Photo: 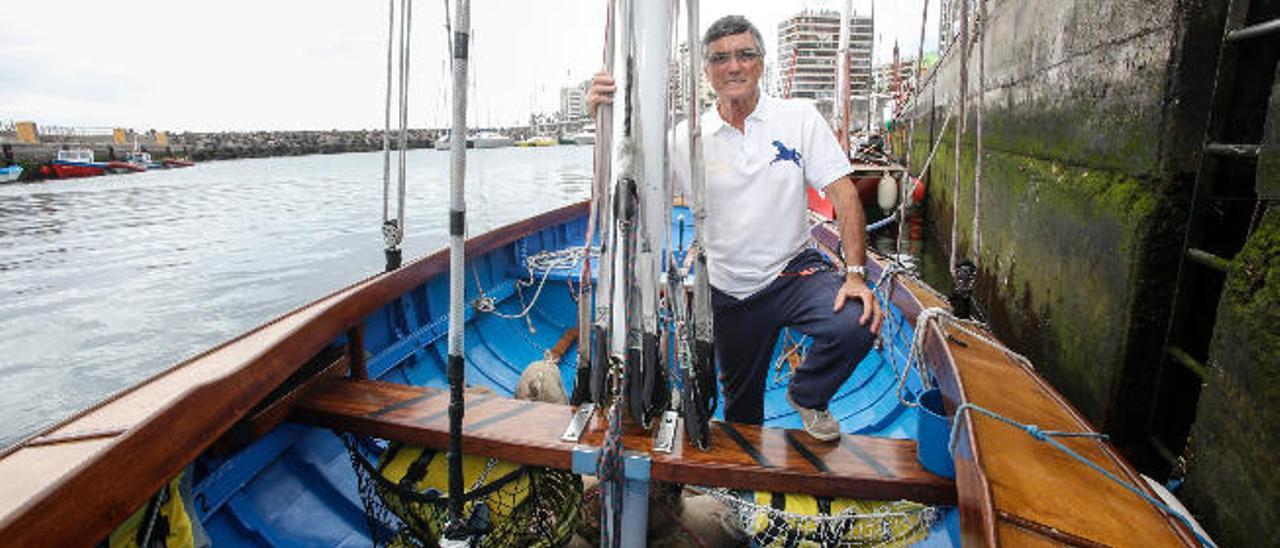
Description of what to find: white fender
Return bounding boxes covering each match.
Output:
[877,172,899,211]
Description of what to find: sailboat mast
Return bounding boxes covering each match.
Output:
[444,0,470,539]
[836,0,852,153]
[685,0,716,451]
[867,0,875,134]
[586,0,618,406]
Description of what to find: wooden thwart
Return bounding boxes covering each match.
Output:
[291,379,955,504]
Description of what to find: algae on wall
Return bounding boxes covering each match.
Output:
[1182,208,1280,547]
[907,122,1160,421]
[902,0,1225,452]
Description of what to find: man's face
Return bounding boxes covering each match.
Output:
[704,32,763,104]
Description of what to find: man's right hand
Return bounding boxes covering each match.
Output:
[585,70,615,119]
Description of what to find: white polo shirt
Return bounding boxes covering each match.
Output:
[672,94,852,299]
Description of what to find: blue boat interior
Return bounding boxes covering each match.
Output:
[189,208,961,546]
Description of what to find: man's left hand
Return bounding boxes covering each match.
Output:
[833,278,883,335]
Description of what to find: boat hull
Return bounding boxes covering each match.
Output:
[0,199,1203,547]
[0,165,21,183]
[106,160,147,173]
[48,161,107,179]
[472,137,513,148]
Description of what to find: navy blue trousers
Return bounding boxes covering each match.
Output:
[712,249,875,425]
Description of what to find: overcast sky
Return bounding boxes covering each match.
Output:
[0,0,939,132]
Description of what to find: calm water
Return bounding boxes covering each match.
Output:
[0,147,593,447]
[0,147,944,448]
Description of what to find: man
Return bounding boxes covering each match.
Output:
[587,15,882,442]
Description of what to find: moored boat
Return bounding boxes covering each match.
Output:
[434,132,475,150]
[569,126,596,145]
[106,160,147,173]
[125,149,162,170]
[0,164,22,183]
[517,135,558,147]
[472,130,514,148]
[48,148,107,179]
[0,201,1209,546]
[161,157,196,168]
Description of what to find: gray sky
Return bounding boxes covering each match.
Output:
[0,0,938,132]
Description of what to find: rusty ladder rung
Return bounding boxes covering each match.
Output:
[1225,18,1280,42]
[1204,142,1260,158]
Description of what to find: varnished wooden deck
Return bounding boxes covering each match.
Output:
[291,379,957,504]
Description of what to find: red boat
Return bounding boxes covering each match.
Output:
[48,148,107,179]
[161,157,195,168]
[106,160,147,173]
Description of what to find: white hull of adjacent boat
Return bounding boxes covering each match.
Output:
[473,135,514,148]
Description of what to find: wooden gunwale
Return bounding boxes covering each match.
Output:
[811,217,1196,545]
[891,279,1198,545]
[0,201,589,547]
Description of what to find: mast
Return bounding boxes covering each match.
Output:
[443,0,470,541]
[835,0,852,153]
[684,0,715,451]
[866,0,876,134]
[574,0,616,407]
[627,0,672,428]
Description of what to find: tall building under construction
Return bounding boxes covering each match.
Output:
[775,9,873,125]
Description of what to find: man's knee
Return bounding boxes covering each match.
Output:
[824,304,875,359]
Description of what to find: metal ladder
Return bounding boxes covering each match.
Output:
[1147,0,1280,475]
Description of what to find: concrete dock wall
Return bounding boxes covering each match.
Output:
[909,0,1222,436]
[903,0,1280,543]
[1183,208,1280,545]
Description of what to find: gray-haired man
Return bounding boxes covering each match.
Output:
[588,15,882,441]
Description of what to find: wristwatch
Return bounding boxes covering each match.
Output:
[846,265,866,278]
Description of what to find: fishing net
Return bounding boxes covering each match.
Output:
[702,487,937,548]
[340,434,582,547]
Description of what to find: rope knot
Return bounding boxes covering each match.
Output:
[1023,424,1048,441]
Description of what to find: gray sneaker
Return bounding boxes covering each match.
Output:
[787,391,841,442]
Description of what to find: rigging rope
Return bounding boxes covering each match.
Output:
[949,0,970,278]
[396,0,411,246]
[972,0,986,263]
[471,248,589,320]
[381,0,394,230]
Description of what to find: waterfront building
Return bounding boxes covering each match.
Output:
[670,42,716,121]
[776,9,873,125]
[559,80,590,127]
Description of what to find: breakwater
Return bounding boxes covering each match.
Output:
[2,129,450,172]
[903,0,1276,543]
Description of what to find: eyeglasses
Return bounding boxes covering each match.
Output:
[707,48,762,66]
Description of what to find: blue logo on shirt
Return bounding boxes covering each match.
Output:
[770,140,802,168]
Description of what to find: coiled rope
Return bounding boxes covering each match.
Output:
[472,248,589,321]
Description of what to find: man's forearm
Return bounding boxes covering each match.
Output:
[838,203,867,272]
[828,176,867,275]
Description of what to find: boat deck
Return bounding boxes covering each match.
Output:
[291,379,957,504]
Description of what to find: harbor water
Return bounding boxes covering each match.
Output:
[0,147,946,448]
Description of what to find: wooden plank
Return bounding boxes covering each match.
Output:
[291,379,957,504]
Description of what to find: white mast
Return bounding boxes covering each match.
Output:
[835,0,852,153]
